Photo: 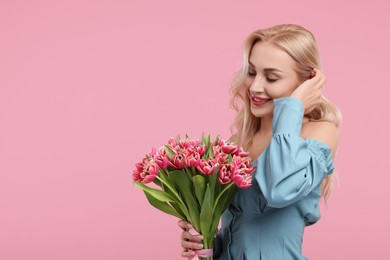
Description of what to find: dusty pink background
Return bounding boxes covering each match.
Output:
[1,0,389,259]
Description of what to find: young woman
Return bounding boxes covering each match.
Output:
[178,24,341,259]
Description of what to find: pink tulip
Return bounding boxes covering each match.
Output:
[180,139,192,149]
[171,153,186,169]
[232,156,256,175]
[191,142,206,157]
[228,156,254,188]
[218,164,237,184]
[132,157,159,184]
[155,155,173,170]
[167,136,180,150]
[232,173,252,188]
[218,140,239,155]
[236,146,250,157]
[152,146,174,170]
[212,146,228,164]
[197,158,219,175]
[184,151,201,168]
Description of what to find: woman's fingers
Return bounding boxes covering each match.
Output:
[181,230,204,243]
[181,238,204,251]
[178,220,192,231]
[180,231,204,258]
[291,68,326,113]
[181,249,196,258]
[178,220,204,258]
[181,230,203,250]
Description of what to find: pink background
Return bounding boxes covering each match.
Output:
[1,0,389,259]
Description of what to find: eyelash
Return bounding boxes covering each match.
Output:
[247,71,278,82]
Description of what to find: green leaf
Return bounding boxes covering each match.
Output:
[202,133,211,160]
[209,165,219,201]
[164,145,175,159]
[207,146,213,159]
[211,184,236,235]
[214,135,219,146]
[153,177,162,187]
[193,175,206,206]
[134,182,176,202]
[212,182,234,213]
[144,191,186,219]
[170,201,189,221]
[156,172,191,219]
[226,154,233,163]
[220,185,237,212]
[199,184,213,237]
[170,170,200,230]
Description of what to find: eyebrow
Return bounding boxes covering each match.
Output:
[248,60,283,73]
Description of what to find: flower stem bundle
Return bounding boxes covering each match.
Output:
[132,133,255,260]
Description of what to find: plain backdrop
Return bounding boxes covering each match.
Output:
[1,0,389,259]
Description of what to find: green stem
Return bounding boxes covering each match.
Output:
[184,167,193,179]
[199,234,214,260]
[212,182,234,213]
[155,175,187,210]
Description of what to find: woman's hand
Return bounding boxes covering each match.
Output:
[290,68,326,114]
[178,220,204,258]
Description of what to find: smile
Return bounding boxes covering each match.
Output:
[251,96,272,106]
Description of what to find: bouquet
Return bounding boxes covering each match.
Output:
[132,134,255,260]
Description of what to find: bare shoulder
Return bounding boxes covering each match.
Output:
[302,120,339,158]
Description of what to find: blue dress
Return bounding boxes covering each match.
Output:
[213,97,335,260]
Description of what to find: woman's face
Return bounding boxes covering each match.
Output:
[245,41,302,118]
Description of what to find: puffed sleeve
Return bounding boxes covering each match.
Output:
[255,97,335,208]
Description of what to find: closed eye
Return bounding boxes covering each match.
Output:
[267,78,277,82]
[247,70,278,82]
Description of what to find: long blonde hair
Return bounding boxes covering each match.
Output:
[229,24,342,201]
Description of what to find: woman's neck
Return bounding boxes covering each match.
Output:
[258,114,273,137]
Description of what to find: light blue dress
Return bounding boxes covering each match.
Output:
[213,97,335,260]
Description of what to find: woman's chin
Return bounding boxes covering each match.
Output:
[250,105,273,118]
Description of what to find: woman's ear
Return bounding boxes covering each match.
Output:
[309,70,315,79]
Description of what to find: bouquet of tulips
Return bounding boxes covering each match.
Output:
[132,134,255,260]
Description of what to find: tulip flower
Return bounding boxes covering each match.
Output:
[232,172,252,188]
[218,164,237,184]
[151,147,173,170]
[218,139,239,155]
[184,151,201,168]
[197,158,219,175]
[132,157,159,184]
[132,133,255,260]
[212,146,228,164]
[171,153,186,169]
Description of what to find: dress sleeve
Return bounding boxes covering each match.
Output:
[255,97,335,208]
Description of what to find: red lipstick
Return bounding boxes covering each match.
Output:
[251,96,272,106]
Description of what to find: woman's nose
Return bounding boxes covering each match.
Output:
[249,76,266,92]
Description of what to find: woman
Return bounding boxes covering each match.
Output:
[178,24,341,259]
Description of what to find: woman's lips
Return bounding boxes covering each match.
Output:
[251,96,272,106]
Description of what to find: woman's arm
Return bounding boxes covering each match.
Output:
[255,96,339,208]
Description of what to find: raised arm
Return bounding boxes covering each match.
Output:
[255,96,338,208]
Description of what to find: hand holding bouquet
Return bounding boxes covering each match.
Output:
[132,134,255,260]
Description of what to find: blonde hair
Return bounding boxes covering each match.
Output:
[229,24,342,202]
